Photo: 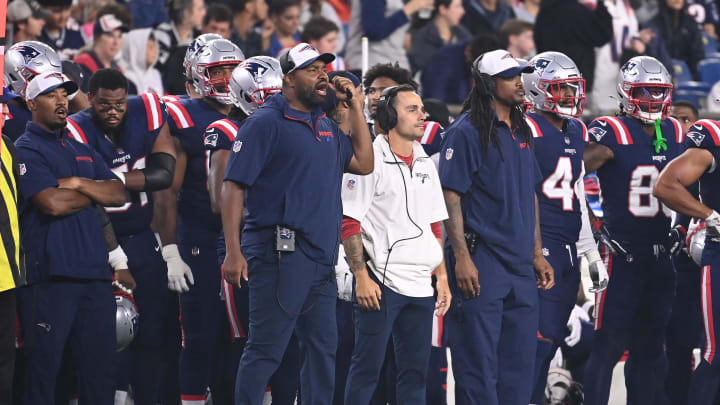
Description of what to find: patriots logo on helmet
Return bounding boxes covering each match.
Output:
[532,58,551,72]
[243,62,268,81]
[204,132,218,147]
[15,45,40,60]
[622,62,637,75]
[687,131,706,147]
[589,127,607,142]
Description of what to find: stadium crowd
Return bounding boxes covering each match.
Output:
[1,0,720,404]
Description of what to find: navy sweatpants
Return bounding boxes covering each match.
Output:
[17,279,116,405]
[689,239,720,404]
[445,244,538,405]
[584,242,675,405]
[531,241,580,403]
[344,270,434,405]
[234,245,337,405]
[114,229,173,405]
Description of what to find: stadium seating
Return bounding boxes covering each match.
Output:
[672,59,693,83]
[698,58,720,85]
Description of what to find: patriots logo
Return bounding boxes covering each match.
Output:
[687,131,706,147]
[204,132,218,147]
[622,61,637,75]
[243,62,268,81]
[531,58,551,72]
[589,127,607,142]
[15,45,40,60]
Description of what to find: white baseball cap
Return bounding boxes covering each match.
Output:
[25,71,79,101]
[279,43,335,74]
[474,49,534,78]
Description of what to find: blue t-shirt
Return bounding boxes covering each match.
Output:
[15,122,117,283]
[587,115,685,242]
[526,113,588,245]
[438,111,542,274]
[224,94,354,265]
[167,97,227,247]
[67,93,168,236]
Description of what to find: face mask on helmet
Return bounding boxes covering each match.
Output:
[197,62,241,104]
[626,83,672,123]
[538,78,586,118]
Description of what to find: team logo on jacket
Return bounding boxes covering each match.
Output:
[232,140,243,152]
[204,133,218,148]
[18,163,26,176]
[589,127,606,142]
[687,131,706,147]
[445,148,454,160]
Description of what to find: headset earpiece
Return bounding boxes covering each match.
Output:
[376,86,400,131]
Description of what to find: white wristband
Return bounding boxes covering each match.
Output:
[109,246,128,270]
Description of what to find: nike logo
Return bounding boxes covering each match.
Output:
[154,245,160,252]
[598,121,607,126]
[36,323,51,332]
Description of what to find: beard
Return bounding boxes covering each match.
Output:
[46,118,67,131]
[296,82,327,108]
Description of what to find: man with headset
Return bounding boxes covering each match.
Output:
[341,84,452,404]
[439,49,554,405]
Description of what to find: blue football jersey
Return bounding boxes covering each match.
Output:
[3,99,32,142]
[204,118,241,153]
[166,97,226,246]
[587,115,684,242]
[66,93,167,236]
[685,119,720,211]
[526,113,588,245]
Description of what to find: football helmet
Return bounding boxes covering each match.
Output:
[688,219,706,267]
[190,39,245,104]
[115,292,139,352]
[617,56,672,124]
[229,56,283,115]
[522,51,585,118]
[183,33,223,80]
[5,41,62,100]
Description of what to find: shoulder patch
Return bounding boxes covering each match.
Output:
[207,119,239,142]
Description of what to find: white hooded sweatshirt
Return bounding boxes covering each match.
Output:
[119,28,164,95]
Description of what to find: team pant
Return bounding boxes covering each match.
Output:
[531,241,580,404]
[334,299,354,405]
[445,244,538,405]
[664,255,703,405]
[234,245,337,405]
[0,289,14,405]
[17,279,116,405]
[689,239,720,404]
[344,269,434,405]
[114,229,172,405]
[178,242,225,403]
[584,242,675,405]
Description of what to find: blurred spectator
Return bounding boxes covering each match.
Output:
[327,0,351,24]
[78,0,115,42]
[301,16,345,70]
[230,0,269,57]
[499,19,534,59]
[423,97,452,127]
[119,28,163,94]
[514,0,539,22]
[408,0,470,73]
[421,33,500,103]
[38,0,85,60]
[706,80,720,111]
[645,0,705,80]
[461,0,515,36]
[300,0,346,52]
[345,0,433,70]
[535,0,613,89]
[126,0,169,29]
[154,0,205,73]
[590,0,671,110]
[670,99,699,130]
[75,13,129,91]
[7,0,48,44]
[268,0,302,57]
[687,0,718,39]
[203,3,233,39]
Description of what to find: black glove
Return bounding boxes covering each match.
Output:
[668,225,687,257]
[593,222,630,258]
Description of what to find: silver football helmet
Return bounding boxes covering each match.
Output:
[617,56,672,124]
[522,51,585,119]
[183,33,223,80]
[190,39,245,104]
[5,41,62,100]
[115,292,139,352]
[688,219,706,267]
[229,56,283,115]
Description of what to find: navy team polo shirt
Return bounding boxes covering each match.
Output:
[224,93,354,265]
[15,122,117,284]
[439,111,542,275]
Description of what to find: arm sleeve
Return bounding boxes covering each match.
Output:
[361,0,410,41]
[575,163,597,256]
[15,147,59,199]
[341,166,378,221]
[341,216,362,241]
[438,125,479,194]
[223,117,276,187]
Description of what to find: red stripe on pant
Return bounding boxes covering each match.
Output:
[703,265,716,364]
